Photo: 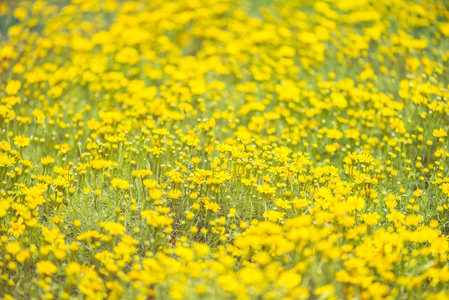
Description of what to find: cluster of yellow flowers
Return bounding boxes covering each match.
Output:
[1,0,449,299]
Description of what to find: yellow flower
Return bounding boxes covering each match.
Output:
[315,284,335,296]
[16,249,31,263]
[413,189,423,197]
[77,230,101,241]
[53,176,69,188]
[74,220,81,228]
[167,189,182,200]
[143,179,159,189]
[66,262,82,276]
[141,210,173,227]
[115,47,139,64]
[149,188,163,200]
[13,7,27,21]
[6,242,21,256]
[52,216,63,224]
[277,271,302,289]
[104,222,125,236]
[111,178,130,190]
[204,201,221,213]
[252,251,271,265]
[257,183,276,197]
[36,260,57,276]
[0,153,15,168]
[132,169,153,178]
[90,159,113,170]
[263,210,285,222]
[439,183,449,196]
[13,136,30,148]
[5,79,22,95]
[360,212,380,226]
[8,217,25,237]
[432,128,447,138]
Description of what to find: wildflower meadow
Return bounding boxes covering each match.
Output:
[1,0,449,299]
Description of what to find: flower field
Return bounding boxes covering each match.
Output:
[1,0,449,299]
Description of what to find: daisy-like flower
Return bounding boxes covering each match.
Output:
[13,135,30,148]
[204,201,221,212]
